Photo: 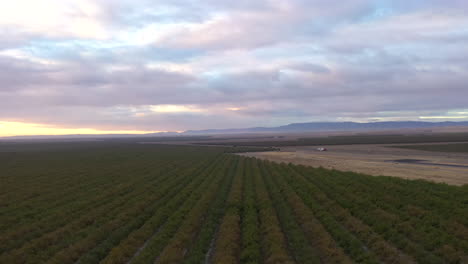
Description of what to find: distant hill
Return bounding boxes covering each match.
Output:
[0,131,181,140]
[2,121,468,140]
[184,121,468,135]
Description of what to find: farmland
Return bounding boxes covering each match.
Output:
[242,143,468,186]
[394,143,468,153]
[1,141,467,263]
[193,132,468,147]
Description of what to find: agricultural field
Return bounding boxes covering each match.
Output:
[1,141,467,263]
[242,143,468,186]
[394,143,468,153]
[195,132,468,147]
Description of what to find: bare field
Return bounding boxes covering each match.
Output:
[240,143,468,185]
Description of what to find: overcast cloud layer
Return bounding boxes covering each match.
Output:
[1,0,468,132]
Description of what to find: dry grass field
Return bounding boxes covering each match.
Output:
[240,143,468,185]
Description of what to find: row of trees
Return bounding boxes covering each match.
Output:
[2,144,467,263]
[292,165,467,263]
[101,156,225,264]
[128,156,231,264]
[210,156,244,263]
[0,145,221,264]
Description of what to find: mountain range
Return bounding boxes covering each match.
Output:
[184,121,468,134]
[2,121,468,139]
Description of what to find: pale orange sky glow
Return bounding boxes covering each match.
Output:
[0,121,156,137]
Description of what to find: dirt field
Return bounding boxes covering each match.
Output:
[240,143,468,185]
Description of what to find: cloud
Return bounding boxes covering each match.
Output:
[0,0,467,134]
[0,0,111,40]
[287,63,331,74]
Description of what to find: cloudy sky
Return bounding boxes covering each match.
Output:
[1,0,467,136]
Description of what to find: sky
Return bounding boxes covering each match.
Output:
[1,0,468,136]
